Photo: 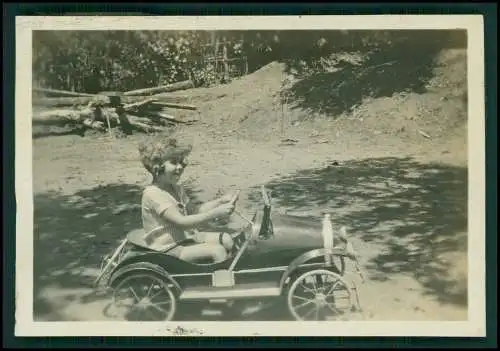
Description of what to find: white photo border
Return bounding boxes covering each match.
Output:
[15,15,486,337]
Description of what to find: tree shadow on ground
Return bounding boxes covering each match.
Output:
[283,30,467,118]
[33,182,204,318]
[247,156,468,307]
[33,156,467,320]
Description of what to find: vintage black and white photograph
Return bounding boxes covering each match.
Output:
[15,15,485,337]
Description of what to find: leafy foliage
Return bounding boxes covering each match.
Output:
[33,30,465,95]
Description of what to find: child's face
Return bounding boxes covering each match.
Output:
[157,157,188,186]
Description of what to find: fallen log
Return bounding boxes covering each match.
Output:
[32,106,166,126]
[33,87,100,98]
[151,101,197,111]
[152,112,195,124]
[122,80,194,96]
[32,109,107,134]
[33,96,103,107]
[32,94,192,108]
[32,107,123,127]
[127,114,166,125]
[32,108,94,125]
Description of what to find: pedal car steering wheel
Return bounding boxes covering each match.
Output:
[231,186,272,252]
[228,190,247,251]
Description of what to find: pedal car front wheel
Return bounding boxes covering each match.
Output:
[112,273,177,321]
[287,269,354,321]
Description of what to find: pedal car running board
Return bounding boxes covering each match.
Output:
[180,285,281,301]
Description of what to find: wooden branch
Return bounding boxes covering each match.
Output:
[128,114,165,125]
[150,101,197,111]
[128,119,165,132]
[153,112,195,124]
[418,130,432,139]
[154,112,186,123]
[122,98,157,112]
[122,80,194,97]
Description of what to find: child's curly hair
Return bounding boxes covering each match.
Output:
[138,134,193,177]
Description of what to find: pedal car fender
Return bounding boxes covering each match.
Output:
[279,248,347,291]
[108,261,181,292]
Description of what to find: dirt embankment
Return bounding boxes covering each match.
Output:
[166,48,467,163]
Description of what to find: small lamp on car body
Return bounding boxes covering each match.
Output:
[322,213,334,267]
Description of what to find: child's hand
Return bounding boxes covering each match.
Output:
[211,203,236,218]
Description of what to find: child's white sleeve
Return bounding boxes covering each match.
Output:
[144,187,178,216]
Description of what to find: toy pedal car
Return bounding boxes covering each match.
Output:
[94,186,364,321]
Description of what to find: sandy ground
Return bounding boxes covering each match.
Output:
[31,49,468,323]
[32,123,468,322]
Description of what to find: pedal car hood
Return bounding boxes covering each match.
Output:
[238,212,338,269]
[255,213,325,251]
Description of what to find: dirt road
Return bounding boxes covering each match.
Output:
[32,120,468,322]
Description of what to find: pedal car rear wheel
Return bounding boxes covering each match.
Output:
[112,273,177,321]
[287,269,354,321]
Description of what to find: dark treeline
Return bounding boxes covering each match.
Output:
[33,30,466,94]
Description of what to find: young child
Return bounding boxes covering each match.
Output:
[138,135,238,264]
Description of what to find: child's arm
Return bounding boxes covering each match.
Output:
[162,202,234,229]
[197,190,240,213]
[144,186,235,230]
[197,198,224,213]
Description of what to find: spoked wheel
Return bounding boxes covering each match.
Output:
[287,269,353,321]
[112,273,177,321]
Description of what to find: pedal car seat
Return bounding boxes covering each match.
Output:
[126,228,193,252]
[125,228,233,266]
